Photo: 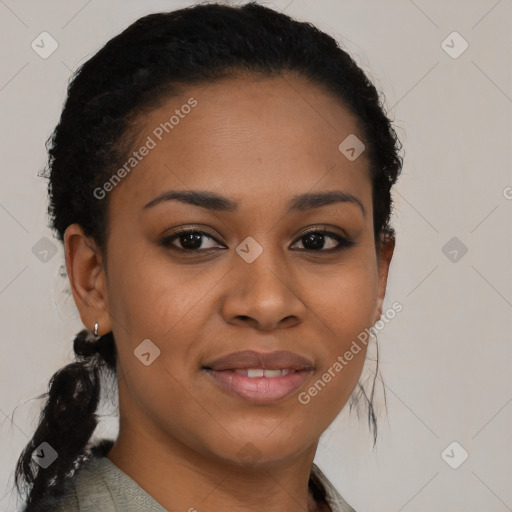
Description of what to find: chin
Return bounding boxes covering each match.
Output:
[206,430,317,469]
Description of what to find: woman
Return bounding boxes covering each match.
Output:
[15,2,402,511]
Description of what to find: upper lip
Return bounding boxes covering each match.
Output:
[202,350,314,371]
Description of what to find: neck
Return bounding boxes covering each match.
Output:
[107,425,327,512]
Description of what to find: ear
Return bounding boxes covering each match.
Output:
[64,224,111,336]
[372,234,395,325]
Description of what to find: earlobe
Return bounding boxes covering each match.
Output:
[64,224,111,333]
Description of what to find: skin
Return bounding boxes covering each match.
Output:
[65,72,394,512]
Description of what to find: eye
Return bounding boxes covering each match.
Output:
[290,228,354,252]
[160,227,354,254]
[160,229,225,252]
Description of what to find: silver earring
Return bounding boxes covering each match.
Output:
[94,322,99,337]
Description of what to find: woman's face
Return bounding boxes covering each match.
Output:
[71,73,393,467]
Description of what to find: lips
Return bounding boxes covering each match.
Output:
[202,350,314,371]
[202,350,314,404]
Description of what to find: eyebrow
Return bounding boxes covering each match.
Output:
[142,189,365,216]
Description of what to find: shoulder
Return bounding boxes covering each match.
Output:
[20,474,79,512]
[21,456,112,512]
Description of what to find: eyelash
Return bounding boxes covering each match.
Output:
[160,227,355,254]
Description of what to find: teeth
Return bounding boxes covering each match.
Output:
[264,369,284,378]
[235,368,293,378]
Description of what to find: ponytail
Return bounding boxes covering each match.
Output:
[14,330,116,508]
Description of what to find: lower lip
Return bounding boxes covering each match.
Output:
[203,369,312,404]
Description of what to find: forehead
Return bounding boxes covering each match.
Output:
[107,73,371,215]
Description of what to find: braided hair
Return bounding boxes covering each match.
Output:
[15,1,402,508]
[15,330,116,508]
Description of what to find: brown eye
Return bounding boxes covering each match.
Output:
[291,229,354,252]
[161,230,224,252]
[161,227,354,254]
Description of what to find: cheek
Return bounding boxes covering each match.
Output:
[293,319,372,437]
[106,243,217,343]
[300,256,377,411]
[312,253,378,342]
[105,254,220,447]
[105,249,221,407]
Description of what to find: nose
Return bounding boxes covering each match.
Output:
[220,251,307,331]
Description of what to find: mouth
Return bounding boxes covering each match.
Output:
[202,350,314,404]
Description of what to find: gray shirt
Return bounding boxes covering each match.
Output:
[25,456,356,512]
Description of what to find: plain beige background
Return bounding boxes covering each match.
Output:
[1,1,511,511]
